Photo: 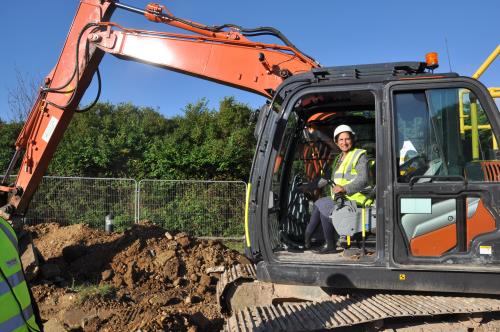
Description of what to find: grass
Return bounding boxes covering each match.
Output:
[69,281,116,304]
[221,239,246,253]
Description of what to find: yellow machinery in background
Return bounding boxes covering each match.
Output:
[460,45,499,160]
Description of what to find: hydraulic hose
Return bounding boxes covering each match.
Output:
[114,1,318,65]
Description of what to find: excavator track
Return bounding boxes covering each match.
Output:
[224,293,500,331]
[217,265,500,331]
[217,264,257,312]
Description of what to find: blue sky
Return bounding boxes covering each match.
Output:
[1,0,498,121]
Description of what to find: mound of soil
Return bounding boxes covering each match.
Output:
[28,222,247,331]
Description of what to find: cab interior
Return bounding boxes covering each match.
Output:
[268,89,378,263]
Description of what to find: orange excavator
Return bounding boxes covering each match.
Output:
[2,1,500,330]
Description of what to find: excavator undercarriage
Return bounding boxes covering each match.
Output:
[217,265,500,331]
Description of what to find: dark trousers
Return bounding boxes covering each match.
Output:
[305,197,337,244]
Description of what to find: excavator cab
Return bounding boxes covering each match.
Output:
[246,62,500,294]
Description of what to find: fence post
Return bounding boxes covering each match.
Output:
[136,180,141,224]
[134,179,139,224]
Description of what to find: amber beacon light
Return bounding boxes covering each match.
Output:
[425,52,439,70]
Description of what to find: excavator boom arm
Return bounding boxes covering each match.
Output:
[0,0,318,219]
[92,22,316,97]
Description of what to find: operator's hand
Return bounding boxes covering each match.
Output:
[295,184,306,193]
[332,185,346,194]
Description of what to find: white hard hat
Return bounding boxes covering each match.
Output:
[333,124,355,139]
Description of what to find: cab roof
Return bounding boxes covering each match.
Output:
[273,61,459,101]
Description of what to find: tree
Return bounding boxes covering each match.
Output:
[48,102,173,178]
[0,120,23,176]
[144,97,256,181]
[7,68,41,122]
[2,97,256,181]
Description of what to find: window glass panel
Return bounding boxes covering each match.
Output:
[461,91,500,181]
[394,88,499,183]
[426,89,463,177]
[395,91,432,182]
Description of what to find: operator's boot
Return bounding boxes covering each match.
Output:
[304,231,312,250]
[315,239,337,254]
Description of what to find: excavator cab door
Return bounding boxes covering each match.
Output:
[386,77,500,268]
[245,102,277,259]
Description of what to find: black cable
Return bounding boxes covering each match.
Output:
[0,265,41,332]
[156,11,318,65]
[215,24,296,46]
[75,25,102,113]
[117,1,319,65]
[44,23,100,110]
[43,22,99,94]
[227,26,317,65]
[126,2,300,50]
[74,25,103,113]
[75,67,101,113]
[40,64,78,94]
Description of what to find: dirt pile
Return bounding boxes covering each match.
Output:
[28,222,247,331]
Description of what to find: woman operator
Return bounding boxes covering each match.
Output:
[303,124,369,254]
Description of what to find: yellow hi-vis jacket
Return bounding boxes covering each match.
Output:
[0,218,40,332]
[331,148,367,205]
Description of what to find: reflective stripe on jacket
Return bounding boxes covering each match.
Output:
[0,218,40,332]
[331,148,367,205]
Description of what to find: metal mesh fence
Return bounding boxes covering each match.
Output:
[2,176,246,238]
[24,177,137,230]
[138,180,246,239]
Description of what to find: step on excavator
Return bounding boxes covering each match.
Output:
[1,1,500,330]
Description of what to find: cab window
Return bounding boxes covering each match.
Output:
[395,88,500,183]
